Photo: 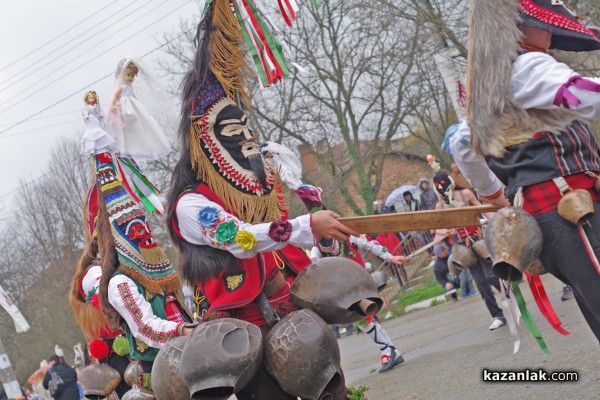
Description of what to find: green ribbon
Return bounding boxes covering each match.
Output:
[307,0,320,8]
[511,282,551,355]
[233,1,270,86]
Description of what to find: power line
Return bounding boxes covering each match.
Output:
[0,119,81,140]
[0,109,80,127]
[0,0,122,73]
[0,0,150,91]
[0,26,192,137]
[0,154,87,202]
[0,0,168,110]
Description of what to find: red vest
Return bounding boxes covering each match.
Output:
[172,183,312,313]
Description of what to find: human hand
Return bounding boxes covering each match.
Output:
[389,255,407,265]
[310,210,359,241]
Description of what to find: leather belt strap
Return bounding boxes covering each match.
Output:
[263,270,287,298]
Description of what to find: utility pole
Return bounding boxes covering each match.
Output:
[0,336,21,398]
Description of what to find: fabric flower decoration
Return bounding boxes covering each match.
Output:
[268,219,293,242]
[235,230,257,251]
[215,219,239,244]
[198,207,220,227]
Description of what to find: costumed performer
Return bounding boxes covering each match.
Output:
[452,0,600,341]
[167,1,360,398]
[261,141,407,373]
[94,151,194,390]
[432,171,505,330]
[311,233,407,372]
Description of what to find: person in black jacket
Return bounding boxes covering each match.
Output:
[42,355,80,400]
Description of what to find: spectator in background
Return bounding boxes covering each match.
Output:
[433,244,477,300]
[394,191,421,213]
[42,355,80,400]
[416,178,437,210]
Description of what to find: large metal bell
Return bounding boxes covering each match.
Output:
[557,189,594,225]
[451,244,477,268]
[78,364,121,397]
[290,257,383,324]
[525,259,547,276]
[447,254,462,276]
[265,309,342,400]
[370,269,387,291]
[179,318,263,399]
[151,336,191,400]
[472,239,491,261]
[124,361,144,387]
[121,387,155,400]
[485,207,543,282]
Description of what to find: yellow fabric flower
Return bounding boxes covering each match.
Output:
[235,230,257,251]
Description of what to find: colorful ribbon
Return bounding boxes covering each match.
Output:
[524,272,570,336]
[553,75,600,109]
[511,281,551,355]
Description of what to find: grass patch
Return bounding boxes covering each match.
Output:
[430,298,445,307]
[393,277,445,309]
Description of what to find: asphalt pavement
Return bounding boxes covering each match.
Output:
[339,274,600,400]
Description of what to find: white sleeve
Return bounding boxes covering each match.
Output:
[108,275,182,349]
[81,265,102,299]
[450,121,503,197]
[511,52,600,119]
[176,193,314,258]
[349,235,393,262]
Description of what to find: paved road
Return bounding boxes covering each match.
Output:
[338,275,600,399]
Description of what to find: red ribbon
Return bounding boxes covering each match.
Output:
[277,0,296,27]
[241,0,284,84]
[525,272,570,336]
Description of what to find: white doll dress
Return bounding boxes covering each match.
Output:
[109,82,172,161]
[81,104,115,156]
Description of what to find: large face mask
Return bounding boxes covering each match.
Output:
[195,97,273,196]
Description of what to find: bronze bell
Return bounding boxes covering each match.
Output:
[370,269,387,291]
[525,259,547,276]
[485,207,543,282]
[121,387,155,400]
[557,189,594,225]
[78,364,121,397]
[451,244,477,269]
[178,318,263,399]
[265,309,342,400]
[124,361,144,387]
[151,336,191,400]
[447,254,462,276]
[290,257,383,324]
[472,239,491,261]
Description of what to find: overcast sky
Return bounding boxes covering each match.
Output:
[0,0,200,216]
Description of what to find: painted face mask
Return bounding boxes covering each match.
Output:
[95,153,179,294]
[191,97,273,196]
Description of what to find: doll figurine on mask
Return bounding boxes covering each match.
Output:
[108,57,173,161]
[81,90,115,156]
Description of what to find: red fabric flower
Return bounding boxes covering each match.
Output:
[90,293,101,310]
[268,219,293,242]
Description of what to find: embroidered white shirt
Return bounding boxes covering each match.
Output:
[176,193,314,258]
[108,274,181,349]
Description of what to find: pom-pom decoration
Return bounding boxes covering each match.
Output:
[89,339,109,360]
[112,335,130,356]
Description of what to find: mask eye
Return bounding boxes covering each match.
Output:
[219,123,245,137]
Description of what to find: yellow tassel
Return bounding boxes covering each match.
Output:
[209,0,253,108]
[119,264,182,296]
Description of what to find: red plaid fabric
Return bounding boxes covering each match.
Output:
[522,173,599,215]
[165,295,187,324]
